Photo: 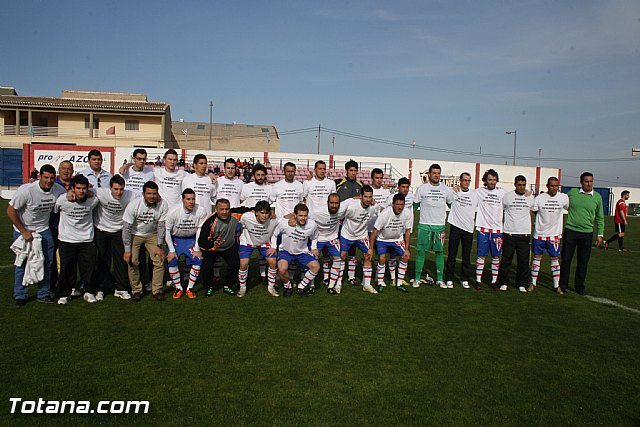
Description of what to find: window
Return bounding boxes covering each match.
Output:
[261,127,270,132]
[125,120,139,131]
[84,117,99,129]
[197,124,205,130]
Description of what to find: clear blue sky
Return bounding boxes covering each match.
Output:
[2,0,639,187]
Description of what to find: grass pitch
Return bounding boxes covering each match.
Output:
[0,199,639,426]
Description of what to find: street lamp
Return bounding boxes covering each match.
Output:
[506,130,517,166]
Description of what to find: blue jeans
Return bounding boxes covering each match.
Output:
[13,228,54,300]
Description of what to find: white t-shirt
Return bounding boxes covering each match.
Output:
[447,189,478,233]
[154,168,185,206]
[56,194,99,243]
[502,191,534,235]
[215,176,244,208]
[340,200,374,241]
[182,173,216,213]
[9,182,66,232]
[122,198,168,237]
[94,188,134,233]
[303,177,336,217]
[386,191,415,232]
[239,211,277,247]
[312,204,349,242]
[414,182,455,226]
[123,166,155,196]
[241,182,273,207]
[368,186,392,232]
[271,218,318,254]
[164,204,208,252]
[270,179,304,218]
[374,206,413,242]
[475,187,507,232]
[533,192,570,238]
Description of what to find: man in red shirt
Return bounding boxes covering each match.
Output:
[605,190,630,252]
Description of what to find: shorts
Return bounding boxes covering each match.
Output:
[167,236,202,267]
[317,239,341,258]
[415,224,445,252]
[339,236,370,254]
[532,238,561,257]
[375,240,406,257]
[615,223,626,233]
[277,250,317,267]
[239,244,277,260]
[477,230,503,257]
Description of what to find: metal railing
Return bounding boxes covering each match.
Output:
[1,125,161,141]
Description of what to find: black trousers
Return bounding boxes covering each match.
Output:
[498,234,530,287]
[559,228,592,294]
[93,228,130,293]
[445,224,473,282]
[50,226,59,293]
[201,245,240,290]
[58,241,98,297]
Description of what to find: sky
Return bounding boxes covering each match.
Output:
[1,0,639,187]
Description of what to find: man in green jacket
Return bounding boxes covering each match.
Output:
[559,172,604,295]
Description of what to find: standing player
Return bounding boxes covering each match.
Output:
[122,181,168,302]
[165,188,208,299]
[120,149,155,196]
[497,175,534,292]
[412,164,455,288]
[336,160,364,284]
[530,177,570,294]
[78,149,112,189]
[474,169,506,290]
[241,164,272,207]
[340,185,377,294]
[386,177,415,284]
[55,175,99,304]
[270,162,304,218]
[154,149,186,206]
[605,190,630,252]
[313,194,346,294]
[8,165,65,305]
[216,158,244,208]
[271,204,320,297]
[93,175,134,300]
[303,160,336,217]
[237,201,278,297]
[445,172,477,289]
[182,154,217,213]
[370,193,412,293]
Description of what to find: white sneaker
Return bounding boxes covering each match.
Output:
[437,281,447,288]
[95,291,104,301]
[445,281,453,289]
[83,293,97,303]
[518,286,527,293]
[335,283,342,294]
[238,286,247,298]
[461,281,470,289]
[267,284,279,297]
[57,296,69,305]
[411,279,420,288]
[144,282,152,292]
[363,284,378,294]
[499,285,508,291]
[114,290,131,300]
[70,288,81,297]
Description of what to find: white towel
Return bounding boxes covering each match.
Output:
[10,233,44,286]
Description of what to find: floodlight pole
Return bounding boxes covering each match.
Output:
[209,101,214,151]
[506,130,517,165]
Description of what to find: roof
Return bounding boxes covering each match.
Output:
[171,121,277,139]
[0,94,168,113]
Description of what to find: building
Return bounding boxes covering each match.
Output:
[170,121,279,152]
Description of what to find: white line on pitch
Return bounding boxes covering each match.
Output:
[585,296,640,315]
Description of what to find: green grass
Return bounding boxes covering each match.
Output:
[1,198,639,426]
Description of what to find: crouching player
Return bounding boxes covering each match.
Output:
[165,188,208,299]
[271,204,320,297]
[238,200,278,298]
[370,193,412,293]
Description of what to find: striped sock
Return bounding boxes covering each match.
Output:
[363,266,373,286]
[398,261,408,282]
[259,258,267,277]
[491,258,500,284]
[329,259,342,288]
[187,265,200,290]
[377,263,386,284]
[347,256,356,280]
[168,266,182,290]
[284,281,292,289]
[476,257,485,283]
[300,269,318,289]
[267,268,277,288]
[550,259,561,288]
[323,260,331,282]
[531,258,541,285]
[239,268,248,287]
[388,259,397,281]
[288,263,296,282]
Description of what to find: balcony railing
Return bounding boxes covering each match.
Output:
[1,125,161,141]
